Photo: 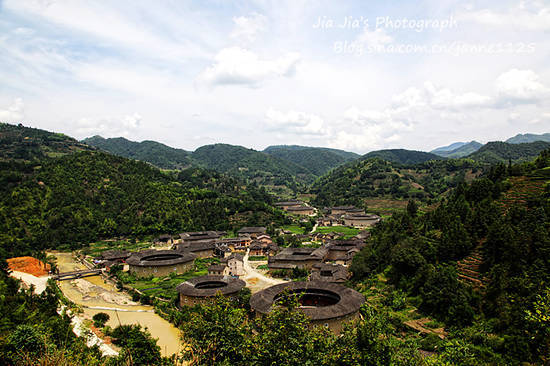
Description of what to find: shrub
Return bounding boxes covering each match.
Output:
[92,312,110,328]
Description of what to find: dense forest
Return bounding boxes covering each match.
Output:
[263,145,359,175]
[350,149,550,364]
[467,141,550,164]
[361,149,444,165]
[83,136,194,170]
[311,158,482,207]
[0,151,284,258]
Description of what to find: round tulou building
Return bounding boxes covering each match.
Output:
[176,275,246,306]
[126,249,196,277]
[250,280,365,333]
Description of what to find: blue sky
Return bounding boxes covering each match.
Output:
[0,0,549,153]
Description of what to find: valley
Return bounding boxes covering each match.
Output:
[1,122,550,365]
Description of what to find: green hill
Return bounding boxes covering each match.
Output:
[467,141,550,164]
[263,145,359,175]
[432,141,482,158]
[0,151,283,256]
[0,122,93,161]
[361,149,444,164]
[192,143,315,187]
[311,158,480,207]
[506,132,550,144]
[83,136,319,190]
[82,135,193,170]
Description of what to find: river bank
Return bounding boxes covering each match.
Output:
[49,252,183,357]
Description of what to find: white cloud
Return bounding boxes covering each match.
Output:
[265,108,327,136]
[495,69,550,104]
[0,98,25,122]
[461,1,550,31]
[230,13,267,43]
[75,113,142,138]
[3,0,210,61]
[196,47,300,88]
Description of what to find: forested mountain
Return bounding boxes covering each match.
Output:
[263,145,359,175]
[361,149,444,165]
[506,132,550,144]
[311,158,481,207]
[432,141,482,158]
[0,122,93,161]
[467,141,550,164]
[430,141,468,153]
[350,149,550,364]
[83,135,317,189]
[83,135,193,170]
[0,151,285,257]
[192,144,315,187]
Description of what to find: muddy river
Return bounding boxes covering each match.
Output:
[51,252,183,357]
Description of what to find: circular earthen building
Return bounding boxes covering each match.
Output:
[126,249,196,277]
[176,275,246,306]
[250,280,365,332]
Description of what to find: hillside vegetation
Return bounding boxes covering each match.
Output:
[83,135,320,190]
[506,132,550,144]
[467,141,550,164]
[0,151,284,257]
[361,149,444,164]
[0,122,93,161]
[263,145,359,175]
[83,135,193,170]
[311,158,481,207]
[350,149,550,364]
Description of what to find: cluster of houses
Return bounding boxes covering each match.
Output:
[274,199,316,216]
[317,206,381,228]
[95,227,273,277]
[96,225,371,285]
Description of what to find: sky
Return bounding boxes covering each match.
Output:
[0,0,549,154]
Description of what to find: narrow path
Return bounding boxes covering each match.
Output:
[242,249,286,292]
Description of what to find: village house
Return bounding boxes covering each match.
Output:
[216,236,251,251]
[178,231,224,244]
[176,241,216,258]
[317,216,335,226]
[237,227,267,239]
[342,213,381,228]
[214,243,233,258]
[273,200,303,210]
[324,239,366,263]
[310,263,349,283]
[221,253,244,277]
[154,234,174,246]
[256,235,273,244]
[207,264,226,275]
[329,206,361,216]
[267,238,366,270]
[268,247,325,270]
[286,206,315,216]
[249,241,279,256]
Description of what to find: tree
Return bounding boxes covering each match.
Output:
[181,296,250,365]
[92,312,110,328]
[108,324,164,366]
[407,199,418,217]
